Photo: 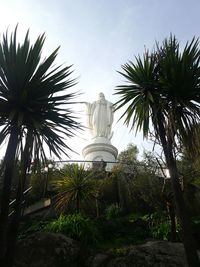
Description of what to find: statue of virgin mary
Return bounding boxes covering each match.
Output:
[84,92,114,140]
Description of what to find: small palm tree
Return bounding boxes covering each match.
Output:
[53,164,95,213]
[0,27,81,267]
[114,36,200,266]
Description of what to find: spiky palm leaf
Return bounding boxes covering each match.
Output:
[115,52,161,138]
[156,36,200,140]
[53,164,95,212]
[114,35,200,266]
[0,27,82,266]
[0,27,81,163]
[114,35,200,145]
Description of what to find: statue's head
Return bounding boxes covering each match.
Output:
[99,92,105,100]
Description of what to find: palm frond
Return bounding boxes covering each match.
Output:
[0,27,82,163]
[115,35,200,146]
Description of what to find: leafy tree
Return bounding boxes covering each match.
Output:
[112,144,139,212]
[0,27,81,267]
[114,35,200,266]
[130,170,164,214]
[177,148,200,217]
[113,144,164,214]
[116,143,139,183]
[118,143,139,163]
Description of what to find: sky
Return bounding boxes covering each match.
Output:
[0,0,200,161]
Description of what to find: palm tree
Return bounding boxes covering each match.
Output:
[114,36,200,266]
[0,27,81,267]
[53,164,95,213]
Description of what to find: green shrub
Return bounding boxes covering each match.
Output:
[96,216,149,248]
[44,213,99,245]
[26,173,46,204]
[150,217,181,241]
[105,203,122,219]
[19,220,49,239]
[151,221,171,240]
[191,217,200,246]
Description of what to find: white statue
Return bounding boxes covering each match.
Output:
[83,92,114,140]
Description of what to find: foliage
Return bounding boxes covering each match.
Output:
[97,173,119,204]
[115,143,139,180]
[118,143,139,163]
[52,164,96,213]
[176,152,200,216]
[96,216,149,249]
[131,174,165,213]
[27,173,46,203]
[18,219,49,239]
[192,216,200,225]
[114,35,200,265]
[105,203,122,219]
[142,151,161,176]
[0,26,81,266]
[109,247,128,257]
[26,163,59,204]
[44,213,99,245]
[115,148,166,215]
[112,144,167,215]
[143,211,181,241]
[151,222,172,240]
[151,220,181,241]
[115,36,200,142]
[0,26,81,164]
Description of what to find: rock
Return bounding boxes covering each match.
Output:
[14,234,200,267]
[89,253,110,267]
[106,240,199,267]
[14,232,80,267]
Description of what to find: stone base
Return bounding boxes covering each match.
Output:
[82,143,118,171]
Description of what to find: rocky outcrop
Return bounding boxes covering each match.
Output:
[14,233,200,267]
[106,241,190,267]
[14,232,80,267]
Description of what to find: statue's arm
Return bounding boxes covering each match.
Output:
[78,102,91,112]
[108,102,114,125]
[80,102,94,129]
[78,101,88,104]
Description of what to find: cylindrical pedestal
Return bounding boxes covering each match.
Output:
[82,143,118,171]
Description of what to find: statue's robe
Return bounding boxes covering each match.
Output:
[86,99,113,139]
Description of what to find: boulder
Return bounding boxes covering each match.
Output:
[87,253,111,267]
[14,232,80,267]
[14,234,200,267]
[106,240,199,267]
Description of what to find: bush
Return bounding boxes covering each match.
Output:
[19,219,49,239]
[149,212,181,241]
[44,213,99,245]
[26,173,46,204]
[151,221,171,240]
[96,216,149,248]
[191,216,200,247]
[105,203,122,219]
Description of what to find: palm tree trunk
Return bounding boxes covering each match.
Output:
[0,127,19,266]
[116,175,121,207]
[167,148,199,266]
[5,180,23,267]
[166,200,176,242]
[76,194,80,213]
[157,117,200,266]
[5,131,33,267]
[95,194,100,218]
